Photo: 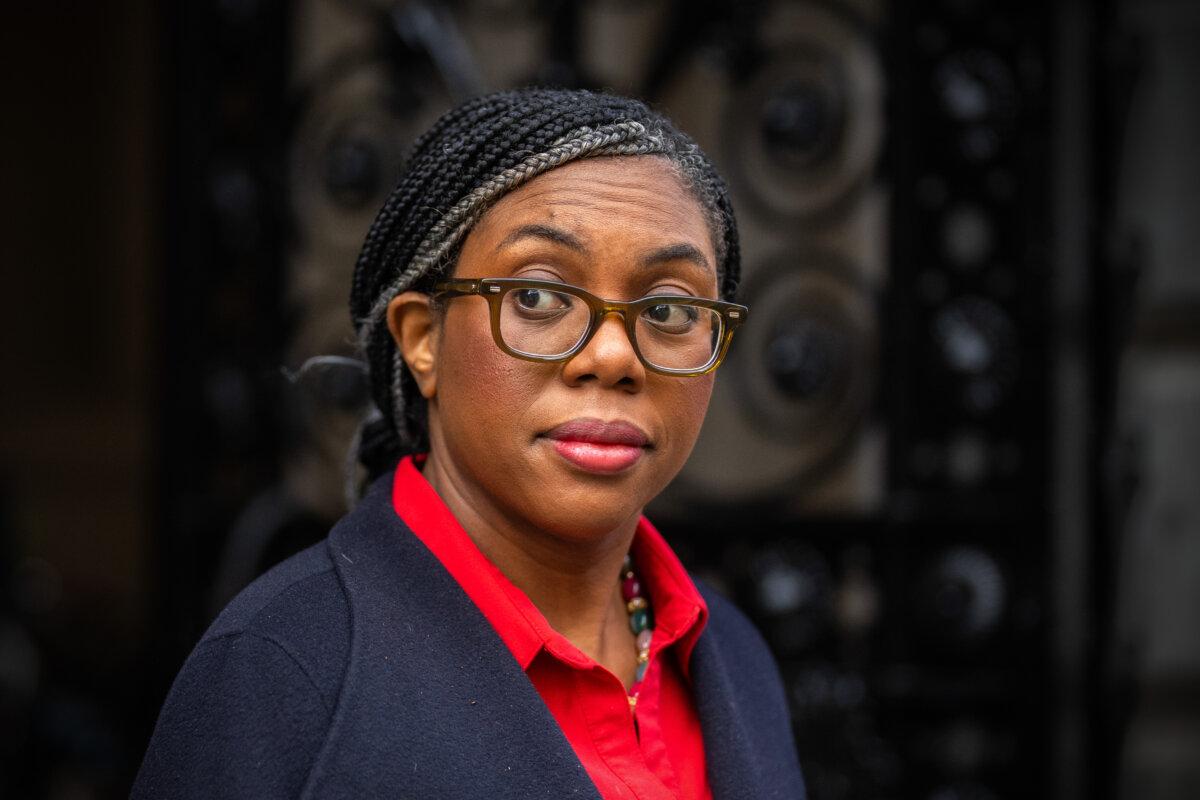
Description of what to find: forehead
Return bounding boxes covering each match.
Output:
[468,156,714,257]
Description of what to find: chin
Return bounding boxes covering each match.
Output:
[516,470,658,541]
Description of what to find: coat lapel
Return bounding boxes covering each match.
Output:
[301,476,601,800]
[690,624,772,800]
[690,583,807,800]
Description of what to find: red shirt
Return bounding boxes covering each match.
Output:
[392,455,713,799]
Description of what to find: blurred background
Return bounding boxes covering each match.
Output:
[1,0,1198,798]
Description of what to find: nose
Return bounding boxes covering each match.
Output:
[560,311,646,391]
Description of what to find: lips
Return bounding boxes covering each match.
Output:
[542,418,650,474]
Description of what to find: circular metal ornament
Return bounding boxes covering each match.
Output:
[721,3,883,221]
[671,253,877,504]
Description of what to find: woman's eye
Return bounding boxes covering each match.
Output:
[513,288,569,312]
[644,303,699,330]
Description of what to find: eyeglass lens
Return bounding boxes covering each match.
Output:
[497,286,723,371]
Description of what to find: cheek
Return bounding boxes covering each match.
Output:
[661,375,716,458]
[436,312,543,440]
[685,377,716,430]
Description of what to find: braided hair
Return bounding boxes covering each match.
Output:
[350,88,741,477]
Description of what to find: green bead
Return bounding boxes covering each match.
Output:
[635,661,648,682]
[629,608,649,634]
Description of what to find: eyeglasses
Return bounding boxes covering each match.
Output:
[431,278,748,377]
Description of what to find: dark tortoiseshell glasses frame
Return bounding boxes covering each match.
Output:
[431,277,748,377]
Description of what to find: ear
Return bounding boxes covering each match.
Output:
[386,291,439,400]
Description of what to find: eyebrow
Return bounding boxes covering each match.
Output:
[497,224,587,254]
[640,242,713,275]
[496,222,714,275]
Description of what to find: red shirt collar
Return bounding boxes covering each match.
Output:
[391,454,709,677]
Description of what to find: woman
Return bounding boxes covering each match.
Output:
[134,88,805,799]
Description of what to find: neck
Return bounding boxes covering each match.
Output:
[420,449,638,673]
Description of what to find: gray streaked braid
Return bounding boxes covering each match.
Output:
[349,88,740,476]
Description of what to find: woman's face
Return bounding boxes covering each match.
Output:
[421,156,720,542]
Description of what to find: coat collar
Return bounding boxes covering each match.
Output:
[302,471,778,800]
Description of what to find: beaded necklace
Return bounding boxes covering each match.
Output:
[621,554,653,712]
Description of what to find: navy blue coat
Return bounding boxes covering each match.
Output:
[132,471,806,799]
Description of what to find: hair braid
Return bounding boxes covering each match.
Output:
[349,88,740,476]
